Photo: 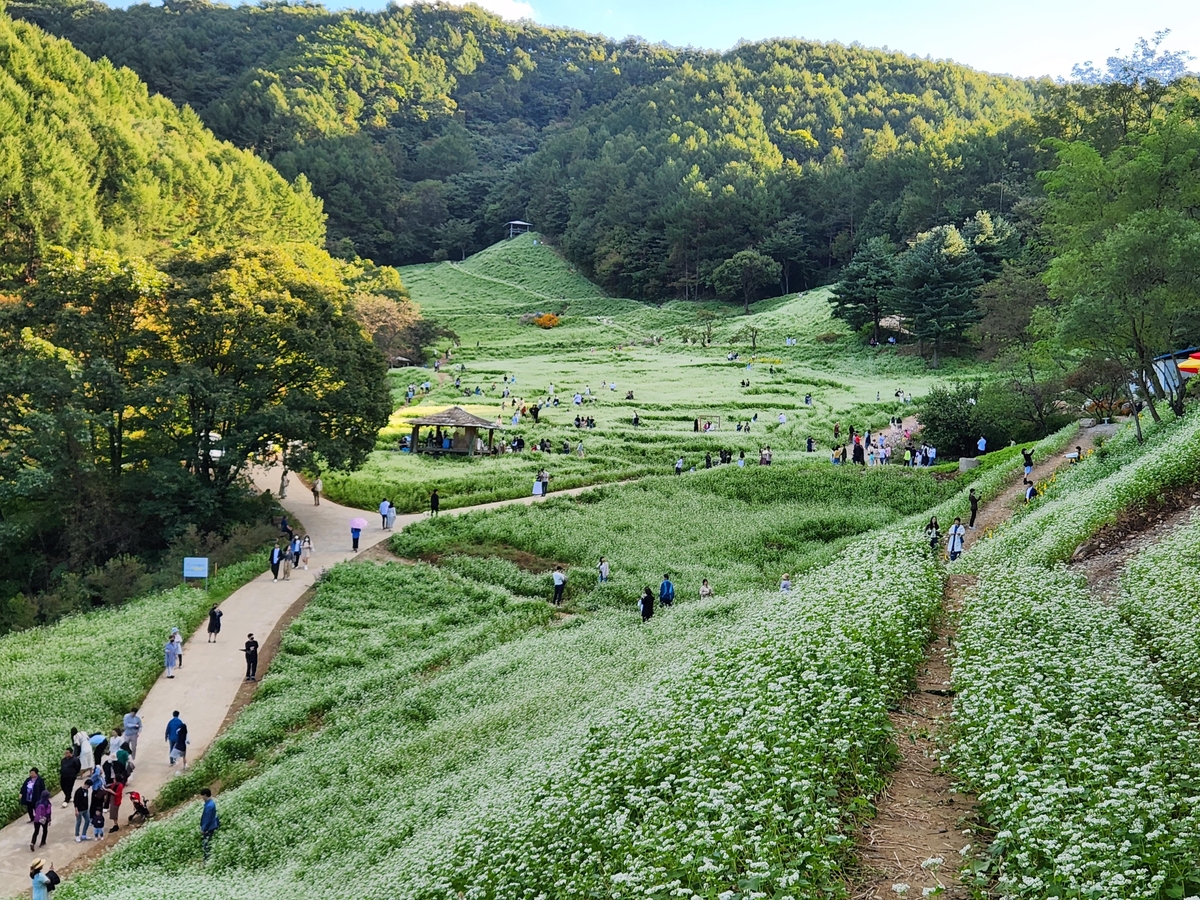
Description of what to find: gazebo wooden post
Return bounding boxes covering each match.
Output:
[466,425,477,456]
[411,424,420,454]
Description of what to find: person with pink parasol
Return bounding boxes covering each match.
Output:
[349,517,367,551]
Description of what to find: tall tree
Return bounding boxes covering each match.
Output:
[1044,114,1200,424]
[892,225,983,368]
[160,245,392,486]
[710,250,781,314]
[829,236,896,342]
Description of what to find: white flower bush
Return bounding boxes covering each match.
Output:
[954,563,1200,899]
[964,409,1200,570]
[60,521,941,900]
[1118,514,1200,707]
[409,530,941,900]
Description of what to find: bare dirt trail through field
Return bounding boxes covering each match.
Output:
[852,423,1114,899]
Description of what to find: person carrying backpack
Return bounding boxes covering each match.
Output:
[659,575,675,608]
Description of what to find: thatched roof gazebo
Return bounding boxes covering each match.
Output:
[408,406,501,456]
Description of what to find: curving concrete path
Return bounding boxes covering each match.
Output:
[0,468,601,897]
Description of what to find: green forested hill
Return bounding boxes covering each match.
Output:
[0,8,326,282]
[11,0,1052,297]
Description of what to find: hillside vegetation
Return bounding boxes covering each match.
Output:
[320,233,966,513]
[13,0,1052,296]
[0,10,325,283]
[0,9,399,627]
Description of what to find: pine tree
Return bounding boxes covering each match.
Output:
[892,225,983,368]
[829,236,896,341]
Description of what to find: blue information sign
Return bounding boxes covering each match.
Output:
[183,557,210,578]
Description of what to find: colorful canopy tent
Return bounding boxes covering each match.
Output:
[1177,351,1200,375]
[408,407,500,456]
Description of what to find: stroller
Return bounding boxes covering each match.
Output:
[126,791,152,824]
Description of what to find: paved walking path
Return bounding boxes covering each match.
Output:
[0,469,608,897]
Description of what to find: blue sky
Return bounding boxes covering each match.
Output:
[376,0,1198,79]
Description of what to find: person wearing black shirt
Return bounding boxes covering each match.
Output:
[1021,447,1035,485]
[242,634,260,682]
[968,488,980,530]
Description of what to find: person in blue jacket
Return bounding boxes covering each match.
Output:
[659,574,675,608]
[199,788,219,862]
[165,711,184,765]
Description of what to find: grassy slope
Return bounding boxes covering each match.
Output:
[952,410,1200,898]
[324,234,982,512]
[60,466,948,900]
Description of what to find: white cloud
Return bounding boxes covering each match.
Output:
[396,0,536,21]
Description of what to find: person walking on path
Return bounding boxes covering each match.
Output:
[21,768,45,822]
[639,587,654,623]
[659,574,675,608]
[551,567,566,606]
[947,517,967,561]
[30,789,51,851]
[171,627,184,669]
[165,712,184,766]
[122,708,142,758]
[290,534,302,567]
[207,605,223,642]
[280,547,293,581]
[379,498,390,529]
[312,475,323,506]
[350,524,362,552]
[29,859,55,900]
[269,543,284,581]
[1021,447,1035,484]
[243,634,259,681]
[169,723,189,772]
[386,502,397,531]
[597,557,609,584]
[199,789,219,862]
[72,783,89,842]
[430,489,440,517]
[968,489,980,530]
[164,635,180,679]
[300,535,313,570]
[59,749,80,810]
